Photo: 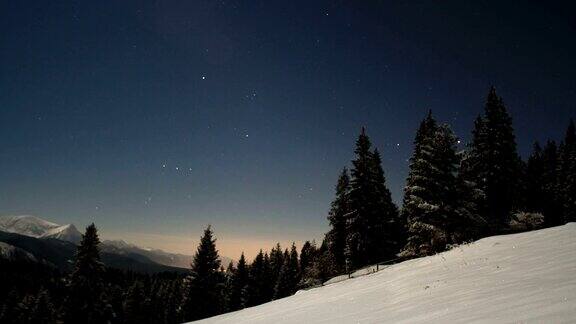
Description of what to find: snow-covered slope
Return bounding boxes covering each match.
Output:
[197,223,576,324]
[0,215,60,237]
[43,223,82,243]
[0,215,82,243]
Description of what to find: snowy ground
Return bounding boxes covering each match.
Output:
[195,223,576,323]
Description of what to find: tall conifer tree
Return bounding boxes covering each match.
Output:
[326,168,350,272]
[180,226,223,321]
[227,253,248,311]
[461,87,522,232]
[64,223,109,324]
[402,110,437,225]
[540,141,561,225]
[299,240,316,273]
[244,250,267,307]
[370,148,401,259]
[401,115,462,257]
[346,128,399,268]
[273,244,300,299]
[558,120,576,223]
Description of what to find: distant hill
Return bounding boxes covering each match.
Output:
[0,214,234,270]
[0,241,39,263]
[103,239,234,268]
[0,230,188,274]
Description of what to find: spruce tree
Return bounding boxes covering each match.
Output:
[273,244,299,299]
[432,125,483,244]
[244,250,267,307]
[180,225,223,321]
[29,289,57,324]
[227,253,249,311]
[63,223,109,324]
[401,119,461,257]
[266,243,284,300]
[72,223,105,282]
[289,243,300,284]
[123,281,149,324]
[402,112,439,257]
[461,87,522,232]
[525,142,549,215]
[16,294,36,323]
[0,289,20,323]
[346,128,373,269]
[402,110,437,221]
[558,119,576,223]
[269,243,284,279]
[541,140,562,226]
[222,261,235,312]
[454,150,487,242]
[326,168,350,272]
[299,240,316,273]
[164,280,182,324]
[370,149,401,260]
[346,127,399,269]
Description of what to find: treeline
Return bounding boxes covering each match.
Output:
[0,224,324,323]
[323,86,575,267]
[1,87,575,323]
[0,224,184,324]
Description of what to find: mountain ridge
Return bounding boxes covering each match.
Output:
[0,215,82,243]
[0,215,233,269]
[0,229,189,274]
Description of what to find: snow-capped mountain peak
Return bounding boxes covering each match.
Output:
[43,223,82,243]
[0,215,82,244]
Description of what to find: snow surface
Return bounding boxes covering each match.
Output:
[196,223,576,324]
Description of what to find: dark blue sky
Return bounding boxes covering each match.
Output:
[1,1,574,257]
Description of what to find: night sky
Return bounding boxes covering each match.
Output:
[1,1,575,258]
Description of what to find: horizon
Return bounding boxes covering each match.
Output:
[2,1,575,260]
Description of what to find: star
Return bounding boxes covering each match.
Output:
[201,76,206,80]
